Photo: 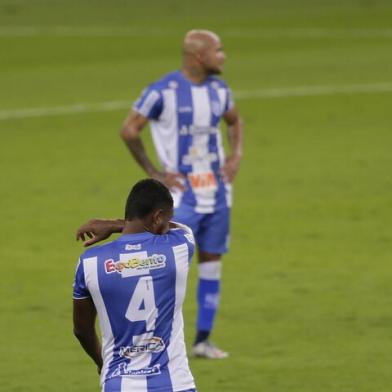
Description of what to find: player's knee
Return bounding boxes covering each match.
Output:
[198,251,221,262]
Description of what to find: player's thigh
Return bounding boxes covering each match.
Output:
[197,208,231,255]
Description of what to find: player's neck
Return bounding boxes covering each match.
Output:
[122,220,149,235]
[181,67,208,84]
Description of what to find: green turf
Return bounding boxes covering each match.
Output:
[1,1,392,391]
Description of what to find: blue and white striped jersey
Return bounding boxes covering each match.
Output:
[134,71,234,214]
[73,227,196,392]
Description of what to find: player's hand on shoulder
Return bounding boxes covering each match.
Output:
[152,171,186,192]
[220,154,241,183]
[76,219,124,247]
[169,221,195,244]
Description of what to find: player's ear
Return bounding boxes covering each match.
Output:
[152,209,163,227]
[193,50,204,63]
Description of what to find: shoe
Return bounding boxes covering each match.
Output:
[192,341,229,359]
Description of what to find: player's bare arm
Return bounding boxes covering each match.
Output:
[121,110,185,191]
[76,218,125,247]
[73,297,103,373]
[76,219,188,247]
[221,107,243,183]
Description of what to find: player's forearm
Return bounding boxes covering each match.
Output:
[227,118,243,159]
[108,219,125,233]
[74,329,103,370]
[123,135,159,176]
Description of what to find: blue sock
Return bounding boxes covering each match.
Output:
[196,261,222,339]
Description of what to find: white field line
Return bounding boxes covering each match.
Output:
[1,82,392,121]
[1,26,392,38]
[0,26,178,37]
[224,28,392,39]
[0,101,131,120]
[234,82,392,99]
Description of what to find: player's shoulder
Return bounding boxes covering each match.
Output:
[79,240,117,261]
[166,225,195,247]
[208,75,230,89]
[148,70,182,92]
[165,226,195,261]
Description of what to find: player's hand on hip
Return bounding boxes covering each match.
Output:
[220,154,241,183]
[76,219,118,247]
[152,171,186,192]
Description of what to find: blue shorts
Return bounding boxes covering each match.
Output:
[103,380,196,392]
[174,205,230,255]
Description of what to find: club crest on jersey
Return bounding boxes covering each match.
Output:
[105,254,166,275]
[168,80,178,89]
[119,337,165,358]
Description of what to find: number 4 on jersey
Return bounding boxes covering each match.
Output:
[125,276,158,331]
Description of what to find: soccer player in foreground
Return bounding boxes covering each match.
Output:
[73,179,197,392]
[119,29,243,358]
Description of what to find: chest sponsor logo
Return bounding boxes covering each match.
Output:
[182,146,217,165]
[105,254,166,275]
[188,171,218,193]
[119,337,165,359]
[183,151,218,165]
[179,125,217,135]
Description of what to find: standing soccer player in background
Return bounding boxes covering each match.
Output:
[78,30,243,359]
[73,179,197,392]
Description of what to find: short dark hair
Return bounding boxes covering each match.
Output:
[125,179,173,220]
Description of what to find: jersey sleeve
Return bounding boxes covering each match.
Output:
[170,224,195,261]
[185,233,195,261]
[73,258,90,299]
[224,87,235,114]
[133,85,163,120]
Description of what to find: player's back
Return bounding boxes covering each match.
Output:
[74,228,195,392]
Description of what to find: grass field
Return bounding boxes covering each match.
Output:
[1,1,392,391]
